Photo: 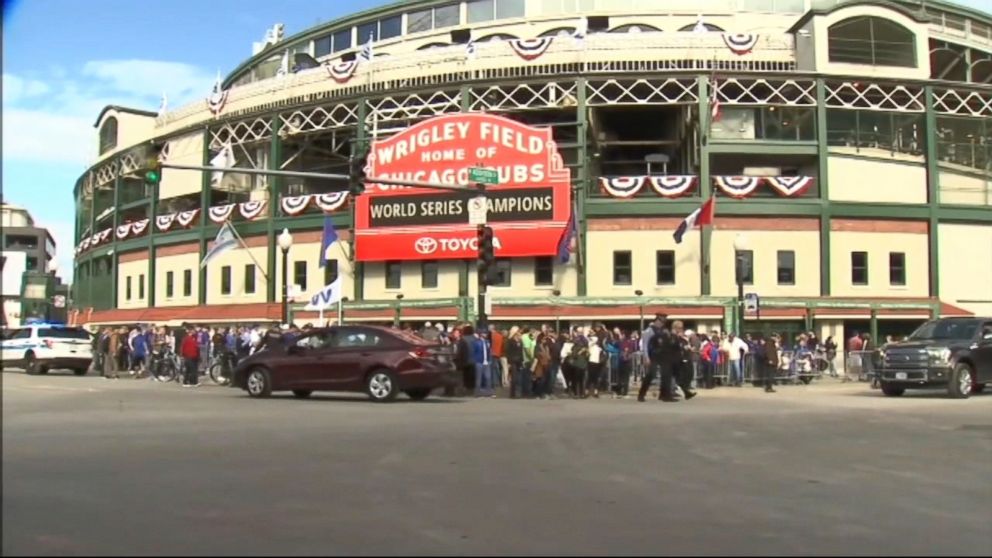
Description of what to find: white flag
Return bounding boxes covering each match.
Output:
[359,32,374,63]
[210,144,236,185]
[304,276,343,311]
[573,16,588,47]
[276,50,290,77]
[693,15,708,33]
[157,93,168,117]
[210,70,223,98]
[200,222,240,268]
[465,39,477,60]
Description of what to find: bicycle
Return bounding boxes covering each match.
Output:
[208,351,237,386]
[148,349,181,382]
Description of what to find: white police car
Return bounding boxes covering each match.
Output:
[0,323,93,375]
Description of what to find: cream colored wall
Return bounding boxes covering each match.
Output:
[829,231,929,297]
[709,230,820,298]
[810,5,930,80]
[938,223,992,316]
[155,253,199,307]
[160,131,205,200]
[117,259,149,309]
[794,19,816,71]
[204,247,270,305]
[363,261,461,301]
[585,230,702,297]
[474,259,579,299]
[828,155,927,204]
[286,241,355,302]
[939,169,992,207]
[96,111,155,164]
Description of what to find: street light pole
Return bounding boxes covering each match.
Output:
[394,294,404,328]
[635,290,644,332]
[278,229,293,325]
[552,289,561,333]
[733,234,748,336]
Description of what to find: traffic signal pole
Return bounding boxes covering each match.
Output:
[477,222,488,334]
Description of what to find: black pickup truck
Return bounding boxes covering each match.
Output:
[879,317,992,398]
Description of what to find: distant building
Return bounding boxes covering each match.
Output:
[1,202,68,328]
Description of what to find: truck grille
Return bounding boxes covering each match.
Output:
[884,350,928,370]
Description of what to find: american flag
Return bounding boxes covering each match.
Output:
[710,77,721,122]
[465,39,476,60]
[359,32,374,63]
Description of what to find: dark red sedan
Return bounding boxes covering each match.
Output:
[231,326,457,402]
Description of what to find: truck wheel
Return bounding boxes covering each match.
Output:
[880,382,905,397]
[948,363,973,399]
[24,353,39,375]
[972,384,986,394]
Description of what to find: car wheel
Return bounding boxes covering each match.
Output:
[24,353,39,375]
[367,369,398,402]
[948,363,973,399]
[972,383,986,394]
[292,390,313,399]
[880,382,905,397]
[73,368,87,376]
[405,388,431,401]
[245,367,272,398]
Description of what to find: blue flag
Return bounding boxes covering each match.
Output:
[557,212,577,264]
[320,215,338,267]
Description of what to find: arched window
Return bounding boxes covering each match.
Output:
[677,23,723,32]
[417,42,451,50]
[99,117,118,155]
[476,33,517,42]
[610,24,662,33]
[828,16,916,67]
[540,27,575,37]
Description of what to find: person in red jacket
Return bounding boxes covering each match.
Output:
[180,325,201,387]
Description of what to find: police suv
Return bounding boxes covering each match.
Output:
[0,323,93,375]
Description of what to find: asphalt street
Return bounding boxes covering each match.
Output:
[3,369,991,556]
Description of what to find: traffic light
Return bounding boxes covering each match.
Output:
[478,225,497,285]
[348,152,367,196]
[144,143,165,187]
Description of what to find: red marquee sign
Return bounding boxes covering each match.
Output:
[354,113,571,262]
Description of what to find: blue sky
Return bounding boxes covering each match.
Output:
[2,0,990,282]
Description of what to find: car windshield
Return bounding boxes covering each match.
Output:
[38,328,90,340]
[907,320,978,341]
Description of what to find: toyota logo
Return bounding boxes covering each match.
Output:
[414,237,438,255]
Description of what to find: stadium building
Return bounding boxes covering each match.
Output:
[71,0,992,341]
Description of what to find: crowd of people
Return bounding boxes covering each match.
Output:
[87,317,875,395]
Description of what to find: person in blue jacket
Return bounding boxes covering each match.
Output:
[473,330,494,398]
[130,327,149,377]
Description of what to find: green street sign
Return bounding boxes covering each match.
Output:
[468,167,499,185]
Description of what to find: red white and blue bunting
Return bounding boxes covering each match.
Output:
[280,195,312,216]
[714,176,762,198]
[722,33,759,56]
[599,176,699,198]
[239,200,267,220]
[599,176,644,198]
[207,89,228,116]
[116,224,132,240]
[647,175,697,198]
[208,204,236,223]
[508,37,554,61]
[156,214,177,232]
[765,176,814,197]
[176,209,199,227]
[326,61,358,84]
[131,219,149,236]
[313,192,349,213]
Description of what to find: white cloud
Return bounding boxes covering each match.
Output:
[2,109,95,164]
[81,60,216,101]
[1,73,50,103]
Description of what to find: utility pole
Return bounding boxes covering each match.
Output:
[472,183,493,334]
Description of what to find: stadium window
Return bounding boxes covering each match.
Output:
[677,22,724,31]
[827,16,916,67]
[735,250,754,285]
[434,4,459,27]
[294,261,308,293]
[380,15,402,40]
[421,260,439,289]
[610,23,662,33]
[221,266,232,295]
[99,117,118,155]
[315,35,332,58]
[656,250,675,285]
[385,261,402,289]
[407,9,433,33]
[613,251,632,286]
[534,257,553,286]
[540,27,576,37]
[495,0,525,18]
[332,28,352,52]
[166,271,174,298]
[357,22,377,43]
[324,260,339,286]
[126,276,132,301]
[494,259,512,287]
[467,0,495,22]
[244,264,256,294]
[139,274,145,299]
[777,250,796,285]
[889,252,906,286]
[183,270,192,297]
[851,251,869,285]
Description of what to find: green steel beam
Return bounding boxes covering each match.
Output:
[198,130,211,306]
[148,179,157,307]
[268,116,282,304]
[576,76,589,297]
[698,75,713,296]
[705,142,819,155]
[816,78,831,297]
[584,198,823,217]
[353,100,367,302]
[458,85,471,300]
[109,173,120,308]
[924,86,941,298]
